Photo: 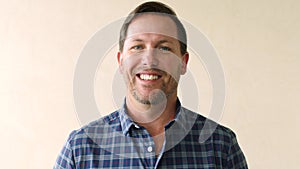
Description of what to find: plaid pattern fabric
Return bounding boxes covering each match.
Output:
[54,100,248,169]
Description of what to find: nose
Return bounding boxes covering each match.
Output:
[141,48,159,67]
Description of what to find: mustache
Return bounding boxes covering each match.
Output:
[132,66,166,75]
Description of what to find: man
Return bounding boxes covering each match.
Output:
[54,1,248,168]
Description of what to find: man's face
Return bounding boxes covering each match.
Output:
[118,13,188,105]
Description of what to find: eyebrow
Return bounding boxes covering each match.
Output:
[157,40,174,45]
[129,39,144,42]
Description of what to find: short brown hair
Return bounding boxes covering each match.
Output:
[119,1,187,55]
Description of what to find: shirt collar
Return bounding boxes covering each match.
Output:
[118,98,183,136]
[118,100,135,136]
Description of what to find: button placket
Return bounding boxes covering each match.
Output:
[144,137,155,154]
[147,146,153,152]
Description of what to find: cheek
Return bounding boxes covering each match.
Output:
[157,56,182,78]
[120,55,142,74]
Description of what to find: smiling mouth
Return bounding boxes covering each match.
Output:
[136,73,162,81]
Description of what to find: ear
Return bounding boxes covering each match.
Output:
[180,52,189,75]
[117,51,123,74]
[117,51,122,64]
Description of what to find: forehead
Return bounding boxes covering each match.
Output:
[126,13,178,40]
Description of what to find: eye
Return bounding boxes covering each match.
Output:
[159,46,171,51]
[131,45,143,50]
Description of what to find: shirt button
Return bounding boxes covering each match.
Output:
[147,146,153,152]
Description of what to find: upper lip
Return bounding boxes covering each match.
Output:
[136,70,163,77]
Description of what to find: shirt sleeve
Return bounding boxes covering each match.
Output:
[226,131,248,169]
[53,131,76,169]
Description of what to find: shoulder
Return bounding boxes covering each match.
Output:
[54,111,121,168]
[182,107,248,168]
[66,110,121,146]
[181,107,237,144]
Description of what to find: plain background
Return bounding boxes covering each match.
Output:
[1,0,299,168]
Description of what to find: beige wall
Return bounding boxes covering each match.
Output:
[1,0,299,168]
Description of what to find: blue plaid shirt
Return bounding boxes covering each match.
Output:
[54,100,248,169]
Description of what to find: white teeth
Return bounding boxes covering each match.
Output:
[140,74,159,80]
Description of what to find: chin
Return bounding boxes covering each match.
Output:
[133,89,167,105]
